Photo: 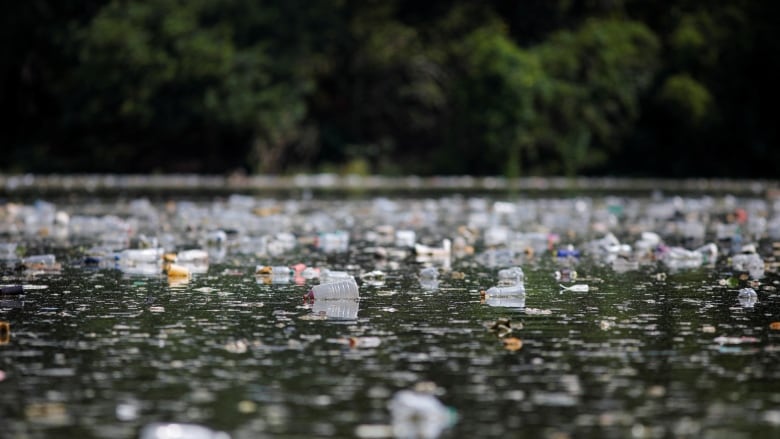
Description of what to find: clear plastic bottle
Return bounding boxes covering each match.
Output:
[139,422,230,439]
[389,390,457,439]
[419,267,438,280]
[395,230,416,248]
[483,284,525,297]
[176,249,209,264]
[120,248,164,264]
[308,277,359,300]
[0,242,18,260]
[21,254,57,268]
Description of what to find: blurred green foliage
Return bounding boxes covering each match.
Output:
[1,0,778,177]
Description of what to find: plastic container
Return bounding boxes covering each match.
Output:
[484,295,526,309]
[419,267,438,280]
[256,265,293,276]
[308,277,359,300]
[483,284,525,297]
[0,243,18,260]
[395,230,416,248]
[21,254,57,268]
[139,422,231,439]
[732,253,764,279]
[176,249,209,264]
[389,390,457,439]
[738,287,758,308]
[119,248,164,264]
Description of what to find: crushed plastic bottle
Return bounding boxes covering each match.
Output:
[732,251,765,279]
[307,277,359,300]
[659,243,717,270]
[737,287,758,308]
[419,267,439,280]
[388,390,457,439]
[139,422,231,439]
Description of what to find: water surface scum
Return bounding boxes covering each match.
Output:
[2,193,780,438]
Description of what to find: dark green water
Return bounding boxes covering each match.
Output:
[1,195,780,438]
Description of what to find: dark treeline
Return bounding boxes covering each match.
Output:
[2,0,778,177]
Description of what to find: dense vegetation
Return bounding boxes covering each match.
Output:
[2,0,778,177]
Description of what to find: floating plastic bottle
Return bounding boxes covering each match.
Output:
[139,422,231,439]
[175,249,209,264]
[307,277,359,300]
[21,254,57,269]
[389,390,457,439]
[660,243,717,270]
[419,267,439,280]
[560,284,589,292]
[738,287,758,308]
[255,265,293,276]
[483,295,526,309]
[732,252,764,279]
[0,243,18,260]
[395,230,416,248]
[119,248,164,264]
[482,284,526,297]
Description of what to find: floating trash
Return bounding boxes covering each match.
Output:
[388,389,457,439]
[559,284,589,293]
[0,321,10,344]
[737,287,758,308]
[139,422,231,439]
[502,337,523,351]
[307,277,360,301]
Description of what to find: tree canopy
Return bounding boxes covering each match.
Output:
[2,0,778,177]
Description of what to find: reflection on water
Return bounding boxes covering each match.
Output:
[311,299,360,321]
[0,194,779,438]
